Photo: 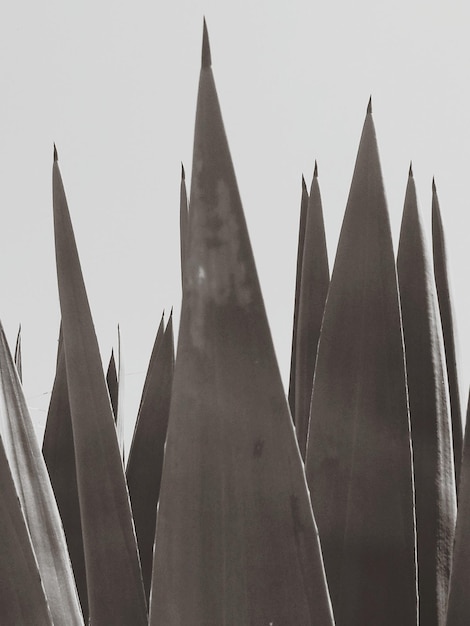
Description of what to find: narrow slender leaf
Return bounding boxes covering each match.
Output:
[0,433,53,625]
[126,312,174,603]
[0,321,83,625]
[446,393,470,623]
[14,324,22,383]
[397,167,456,626]
[150,22,334,625]
[305,101,418,625]
[106,349,118,421]
[288,175,309,420]
[295,162,329,459]
[116,325,125,462]
[52,147,147,625]
[180,162,189,286]
[42,328,88,621]
[432,180,463,488]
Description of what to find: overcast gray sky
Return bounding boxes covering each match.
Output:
[1,1,469,445]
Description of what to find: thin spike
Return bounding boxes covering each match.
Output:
[314,160,318,178]
[409,161,413,177]
[53,143,58,162]
[397,173,456,626]
[305,108,417,625]
[202,18,212,68]
[367,95,372,114]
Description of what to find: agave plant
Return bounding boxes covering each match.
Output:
[0,18,468,626]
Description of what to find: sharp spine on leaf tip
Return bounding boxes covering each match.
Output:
[367,96,372,114]
[314,161,318,178]
[53,144,58,162]
[202,18,212,68]
[409,162,413,177]
[181,163,185,180]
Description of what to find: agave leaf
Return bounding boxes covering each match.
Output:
[42,328,88,621]
[446,394,470,623]
[305,101,417,625]
[14,324,22,383]
[180,163,189,286]
[432,180,463,489]
[106,349,118,420]
[149,22,334,625]
[397,167,456,626]
[288,175,309,420]
[52,147,147,625]
[126,311,174,602]
[0,321,84,625]
[0,433,53,625]
[294,162,329,459]
[116,325,125,462]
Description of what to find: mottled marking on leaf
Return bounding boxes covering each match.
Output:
[188,178,253,350]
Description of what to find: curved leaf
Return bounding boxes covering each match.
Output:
[0,322,83,625]
[0,433,53,625]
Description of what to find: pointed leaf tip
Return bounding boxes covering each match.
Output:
[432,177,437,193]
[181,162,185,180]
[202,18,212,68]
[314,160,318,178]
[53,143,58,162]
[367,96,372,114]
[409,162,413,177]
[301,174,307,193]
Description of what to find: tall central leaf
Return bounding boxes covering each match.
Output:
[150,22,334,625]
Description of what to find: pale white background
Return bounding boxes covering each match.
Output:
[1,1,468,449]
